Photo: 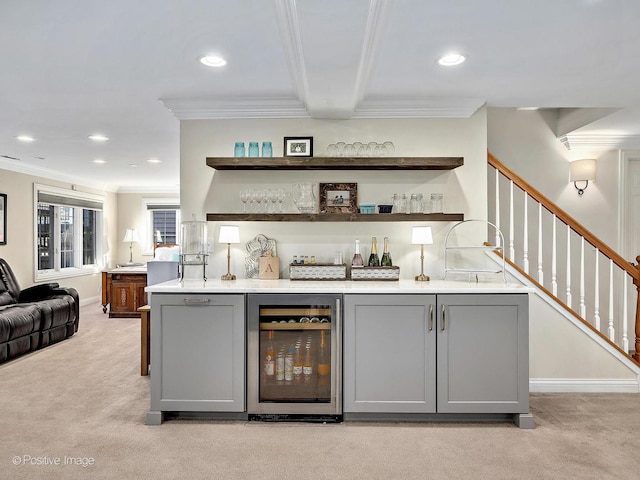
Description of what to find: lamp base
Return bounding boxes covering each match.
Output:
[415,274,430,282]
[221,273,237,281]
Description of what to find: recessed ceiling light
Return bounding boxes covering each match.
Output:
[16,135,35,142]
[129,164,138,168]
[437,53,466,66]
[88,134,109,142]
[92,159,106,164]
[147,158,162,164]
[199,55,227,67]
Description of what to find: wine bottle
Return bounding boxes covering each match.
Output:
[381,237,392,266]
[317,330,330,376]
[368,237,380,267]
[352,239,364,267]
[263,330,276,378]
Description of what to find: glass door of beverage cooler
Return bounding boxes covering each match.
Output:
[247,294,341,418]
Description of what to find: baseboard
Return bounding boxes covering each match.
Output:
[530,378,640,393]
[79,295,100,307]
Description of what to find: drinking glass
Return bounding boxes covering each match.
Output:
[344,144,356,157]
[335,142,346,157]
[327,144,337,156]
[382,141,395,155]
[260,189,269,212]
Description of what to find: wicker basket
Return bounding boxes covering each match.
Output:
[289,263,347,281]
[351,266,400,281]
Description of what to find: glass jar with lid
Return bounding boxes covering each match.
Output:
[430,193,444,213]
[410,193,424,213]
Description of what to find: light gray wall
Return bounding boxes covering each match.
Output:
[179,112,488,280]
[487,108,622,252]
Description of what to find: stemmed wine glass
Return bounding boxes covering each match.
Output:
[277,188,286,213]
[248,189,258,213]
[240,189,249,213]
[255,189,264,213]
[268,189,278,213]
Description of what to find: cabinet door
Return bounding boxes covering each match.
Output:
[150,294,245,413]
[344,294,436,413]
[437,294,528,414]
[109,283,135,315]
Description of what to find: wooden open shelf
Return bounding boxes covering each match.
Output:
[206,213,463,222]
[206,156,463,170]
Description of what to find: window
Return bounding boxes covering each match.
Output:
[142,198,180,254]
[34,184,104,281]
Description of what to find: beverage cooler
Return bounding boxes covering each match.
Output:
[247,293,342,421]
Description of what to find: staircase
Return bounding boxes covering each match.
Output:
[487,152,640,388]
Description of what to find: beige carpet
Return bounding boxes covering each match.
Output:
[0,304,639,480]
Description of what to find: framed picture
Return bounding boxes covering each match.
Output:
[284,136,313,157]
[0,193,6,245]
[319,183,358,214]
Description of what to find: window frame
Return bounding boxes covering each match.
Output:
[33,183,104,282]
[141,197,180,256]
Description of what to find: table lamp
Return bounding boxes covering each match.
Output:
[123,228,141,266]
[219,225,240,280]
[411,226,433,281]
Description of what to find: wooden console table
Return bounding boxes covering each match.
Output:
[101,267,147,318]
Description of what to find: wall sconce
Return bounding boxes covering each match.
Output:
[411,226,433,282]
[218,225,240,280]
[122,228,142,266]
[569,159,596,196]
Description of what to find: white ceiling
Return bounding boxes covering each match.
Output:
[2,0,640,192]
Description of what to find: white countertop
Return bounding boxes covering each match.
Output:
[146,278,532,294]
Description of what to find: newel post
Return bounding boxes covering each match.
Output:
[634,257,640,362]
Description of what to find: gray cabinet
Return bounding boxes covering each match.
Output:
[344,293,532,427]
[437,294,529,414]
[146,294,245,425]
[343,294,436,413]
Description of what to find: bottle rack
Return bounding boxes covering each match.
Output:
[443,219,506,283]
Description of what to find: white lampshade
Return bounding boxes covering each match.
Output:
[411,226,433,245]
[569,159,596,182]
[122,228,139,243]
[218,225,240,244]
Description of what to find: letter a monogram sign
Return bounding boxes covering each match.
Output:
[258,250,280,279]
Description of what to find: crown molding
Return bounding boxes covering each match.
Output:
[353,96,486,118]
[559,134,640,151]
[160,97,309,120]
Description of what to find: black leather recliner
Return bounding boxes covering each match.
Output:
[0,258,79,363]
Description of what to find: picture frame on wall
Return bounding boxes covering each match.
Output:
[0,193,6,245]
[283,136,313,157]
[319,183,358,214]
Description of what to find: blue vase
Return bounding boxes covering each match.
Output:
[234,142,245,157]
[248,142,259,157]
[261,141,272,157]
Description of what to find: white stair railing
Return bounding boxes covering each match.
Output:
[488,153,640,361]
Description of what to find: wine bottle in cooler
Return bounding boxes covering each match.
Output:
[367,237,380,267]
[263,330,276,379]
[317,330,330,376]
[381,237,392,266]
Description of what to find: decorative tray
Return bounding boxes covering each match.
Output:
[289,263,347,281]
[351,266,400,281]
